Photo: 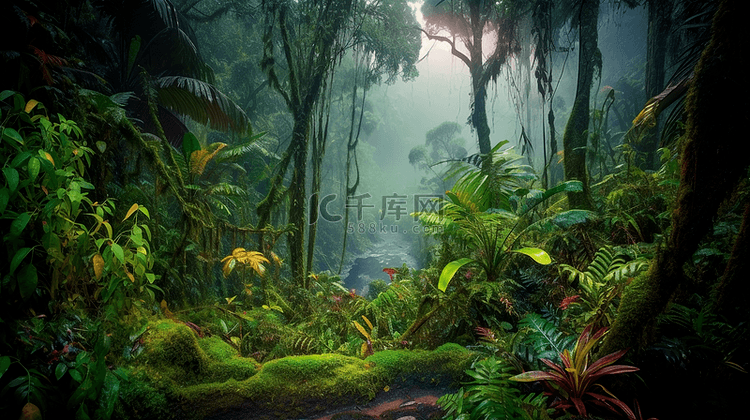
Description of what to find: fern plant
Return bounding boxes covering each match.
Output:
[438,356,551,420]
[513,313,576,368]
[559,247,648,329]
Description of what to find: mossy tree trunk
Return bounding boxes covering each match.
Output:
[259,0,353,289]
[562,0,598,210]
[710,203,750,321]
[601,0,750,355]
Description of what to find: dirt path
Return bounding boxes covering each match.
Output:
[299,384,450,420]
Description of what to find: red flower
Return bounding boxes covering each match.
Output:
[559,295,580,310]
[383,267,397,281]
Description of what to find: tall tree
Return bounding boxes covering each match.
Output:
[258,0,354,289]
[421,0,520,158]
[601,0,750,355]
[561,0,599,210]
[640,0,674,169]
[323,0,421,275]
[259,0,420,287]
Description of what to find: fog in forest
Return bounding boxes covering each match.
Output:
[331,2,648,288]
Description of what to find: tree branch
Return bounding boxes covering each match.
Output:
[420,28,472,68]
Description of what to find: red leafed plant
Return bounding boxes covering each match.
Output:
[510,325,640,419]
[383,267,397,280]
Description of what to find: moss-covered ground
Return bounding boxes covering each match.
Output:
[116,319,475,419]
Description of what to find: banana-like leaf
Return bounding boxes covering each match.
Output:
[513,180,583,216]
[155,76,249,134]
[438,257,475,292]
[182,132,201,160]
[511,247,551,265]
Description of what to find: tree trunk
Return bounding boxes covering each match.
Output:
[469,2,491,157]
[288,116,309,289]
[601,0,750,355]
[562,0,598,210]
[710,203,750,321]
[641,0,673,169]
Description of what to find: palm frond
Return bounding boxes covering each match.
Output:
[138,27,215,83]
[155,76,249,134]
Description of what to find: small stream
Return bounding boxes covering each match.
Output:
[340,233,420,296]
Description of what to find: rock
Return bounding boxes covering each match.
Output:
[395,417,417,420]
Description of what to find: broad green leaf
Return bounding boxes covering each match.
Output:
[0,188,9,214]
[438,258,475,292]
[0,90,14,102]
[18,264,38,299]
[27,157,40,181]
[96,141,107,153]
[10,247,32,275]
[0,356,10,378]
[68,368,83,383]
[94,372,120,420]
[9,212,31,238]
[552,209,597,229]
[182,132,201,161]
[138,206,150,218]
[2,127,23,145]
[3,167,19,192]
[512,247,552,265]
[110,243,124,264]
[10,150,31,168]
[55,363,68,380]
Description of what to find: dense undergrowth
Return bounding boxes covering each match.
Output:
[2,1,749,420]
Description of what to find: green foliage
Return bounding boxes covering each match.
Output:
[653,298,748,374]
[1,315,124,420]
[514,313,576,367]
[438,356,551,420]
[0,91,159,312]
[559,247,649,329]
[0,91,161,419]
[415,143,583,290]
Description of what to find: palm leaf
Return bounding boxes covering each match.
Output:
[138,27,215,83]
[155,76,249,134]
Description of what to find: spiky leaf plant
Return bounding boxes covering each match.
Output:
[511,325,639,419]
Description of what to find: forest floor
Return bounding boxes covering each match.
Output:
[300,382,449,420]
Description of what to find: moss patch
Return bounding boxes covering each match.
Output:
[121,319,474,419]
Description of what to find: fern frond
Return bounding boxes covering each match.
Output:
[519,313,575,363]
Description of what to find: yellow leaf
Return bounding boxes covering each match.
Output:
[92,254,104,280]
[222,258,236,277]
[190,143,227,175]
[353,321,371,341]
[384,385,390,392]
[225,295,237,305]
[362,315,374,331]
[20,402,42,420]
[126,271,135,282]
[25,99,39,113]
[44,152,54,166]
[123,203,139,221]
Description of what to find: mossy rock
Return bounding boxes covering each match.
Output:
[123,319,475,419]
